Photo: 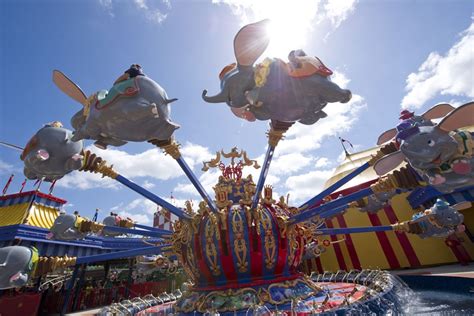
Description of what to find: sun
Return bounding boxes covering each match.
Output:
[265,20,309,59]
[249,1,319,60]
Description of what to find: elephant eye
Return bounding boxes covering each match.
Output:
[428,139,435,147]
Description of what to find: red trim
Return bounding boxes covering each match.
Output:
[270,207,288,275]
[194,273,302,291]
[445,235,472,265]
[309,179,378,209]
[315,257,324,273]
[0,190,67,204]
[367,213,401,269]
[325,219,347,270]
[383,205,421,267]
[195,224,214,285]
[249,225,263,278]
[336,215,362,270]
[218,226,238,282]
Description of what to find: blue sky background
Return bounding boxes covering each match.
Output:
[1,0,473,225]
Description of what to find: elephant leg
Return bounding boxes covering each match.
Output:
[23,167,38,180]
[66,154,84,170]
[298,110,327,125]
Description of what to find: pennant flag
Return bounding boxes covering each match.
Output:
[2,174,14,196]
[19,179,27,193]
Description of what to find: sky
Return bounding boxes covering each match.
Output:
[0,0,473,226]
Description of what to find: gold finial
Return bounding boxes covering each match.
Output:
[262,185,275,205]
[149,138,181,159]
[79,150,118,179]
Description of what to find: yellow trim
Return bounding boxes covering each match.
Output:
[0,203,30,226]
[25,204,59,229]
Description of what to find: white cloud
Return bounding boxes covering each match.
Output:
[142,180,156,189]
[315,157,331,168]
[57,170,119,190]
[323,0,358,28]
[99,0,171,24]
[284,168,335,205]
[0,159,14,175]
[401,22,474,109]
[56,142,212,191]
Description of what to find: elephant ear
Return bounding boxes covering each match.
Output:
[421,103,455,120]
[453,201,471,211]
[234,19,270,66]
[377,128,397,145]
[373,150,405,176]
[438,101,474,132]
[53,70,87,106]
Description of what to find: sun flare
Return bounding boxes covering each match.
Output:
[247,1,320,60]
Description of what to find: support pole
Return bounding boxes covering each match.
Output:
[317,225,394,235]
[298,142,399,210]
[76,246,167,265]
[289,165,422,224]
[61,264,80,315]
[72,264,87,311]
[298,162,370,210]
[150,138,219,213]
[102,225,172,237]
[135,223,173,232]
[79,150,192,220]
[115,175,191,219]
[124,259,134,299]
[251,121,293,210]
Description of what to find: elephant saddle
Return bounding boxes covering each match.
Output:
[287,56,333,78]
[94,77,140,110]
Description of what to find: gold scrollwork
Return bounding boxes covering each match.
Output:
[260,210,276,269]
[204,218,221,276]
[232,209,248,273]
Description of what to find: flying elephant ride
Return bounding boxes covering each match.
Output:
[202,19,352,125]
[53,64,180,149]
[0,122,84,182]
[3,19,474,316]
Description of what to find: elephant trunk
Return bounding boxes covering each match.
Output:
[202,89,229,104]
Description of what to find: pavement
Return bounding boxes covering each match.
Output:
[393,263,474,278]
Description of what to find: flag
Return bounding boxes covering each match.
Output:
[19,179,27,193]
[339,137,354,149]
[2,174,14,196]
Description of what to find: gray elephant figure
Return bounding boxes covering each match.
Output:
[53,64,180,149]
[409,199,464,239]
[101,212,133,237]
[355,191,397,213]
[376,103,455,145]
[47,212,87,240]
[374,102,474,193]
[21,122,83,182]
[303,241,327,260]
[202,20,351,125]
[136,255,169,275]
[0,246,38,289]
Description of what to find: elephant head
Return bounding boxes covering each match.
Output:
[53,64,180,149]
[0,246,37,289]
[376,103,455,145]
[202,20,270,118]
[374,102,474,192]
[47,212,86,240]
[410,199,465,238]
[21,122,84,182]
[101,212,124,237]
[202,20,352,125]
